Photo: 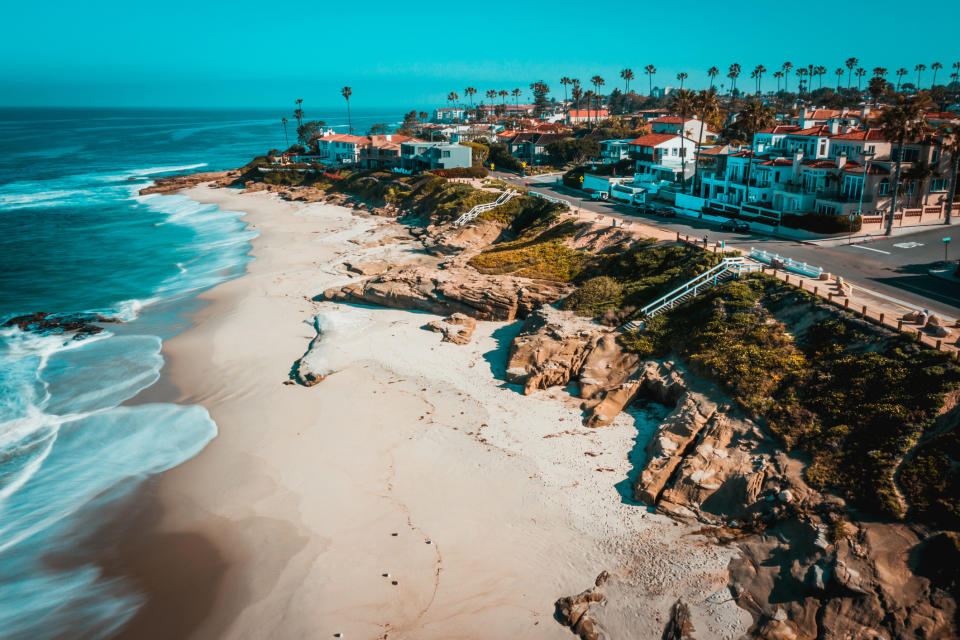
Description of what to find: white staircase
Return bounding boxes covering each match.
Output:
[453,189,518,227]
[619,257,761,332]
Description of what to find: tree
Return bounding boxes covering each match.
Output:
[753,65,766,94]
[297,120,325,150]
[796,67,808,97]
[835,68,845,91]
[459,141,489,166]
[707,66,719,90]
[341,87,353,133]
[464,87,477,112]
[530,81,550,118]
[845,57,858,88]
[895,68,908,92]
[873,67,888,79]
[590,75,605,125]
[880,93,931,235]
[914,64,926,90]
[676,72,688,90]
[691,88,721,194]
[739,100,776,206]
[855,67,866,90]
[728,63,741,94]
[281,117,289,149]
[644,65,656,95]
[368,123,387,135]
[670,89,695,189]
[782,62,794,92]
[815,65,827,88]
[294,98,304,129]
[546,137,600,166]
[868,76,887,106]
[937,123,960,225]
[773,70,784,92]
[620,68,634,93]
[560,77,574,105]
[931,62,943,87]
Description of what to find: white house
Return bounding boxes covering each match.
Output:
[316,133,370,164]
[598,139,633,164]
[628,133,699,183]
[434,107,466,123]
[650,116,716,143]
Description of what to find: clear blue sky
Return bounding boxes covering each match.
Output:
[2,0,958,109]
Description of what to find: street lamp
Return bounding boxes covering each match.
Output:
[852,149,876,244]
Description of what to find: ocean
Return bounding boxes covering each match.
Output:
[0,106,401,639]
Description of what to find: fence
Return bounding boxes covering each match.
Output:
[528,191,572,209]
[749,247,823,278]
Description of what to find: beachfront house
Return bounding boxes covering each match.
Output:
[360,134,419,170]
[650,116,716,143]
[434,107,467,123]
[628,133,699,183]
[316,134,370,165]
[399,141,472,172]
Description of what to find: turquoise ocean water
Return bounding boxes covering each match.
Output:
[0,106,399,639]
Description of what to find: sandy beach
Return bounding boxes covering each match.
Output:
[116,185,751,639]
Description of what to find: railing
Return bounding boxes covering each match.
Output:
[453,189,518,227]
[620,257,762,331]
[528,191,571,208]
[749,247,823,278]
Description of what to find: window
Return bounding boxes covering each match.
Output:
[892,147,920,162]
[442,150,450,158]
[842,175,863,200]
[931,178,948,192]
[932,149,940,163]
[878,180,890,195]
[903,181,916,195]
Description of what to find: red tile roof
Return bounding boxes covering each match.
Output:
[804,109,843,119]
[788,125,833,137]
[757,125,802,134]
[628,133,681,147]
[758,157,795,166]
[324,134,370,144]
[830,128,887,141]
[652,116,688,124]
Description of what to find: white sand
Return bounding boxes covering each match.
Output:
[145,185,751,639]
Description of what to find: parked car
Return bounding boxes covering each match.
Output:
[719,219,749,232]
[657,207,678,218]
[590,191,609,201]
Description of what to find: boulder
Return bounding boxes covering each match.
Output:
[139,170,238,195]
[554,571,610,640]
[425,313,477,345]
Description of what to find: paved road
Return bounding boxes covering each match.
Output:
[496,172,960,317]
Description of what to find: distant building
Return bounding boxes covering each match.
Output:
[566,109,609,124]
[434,107,466,123]
[316,133,370,165]
[361,134,419,170]
[650,116,717,143]
[501,132,566,165]
[598,139,633,164]
[400,141,472,172]
[628,133,699,183]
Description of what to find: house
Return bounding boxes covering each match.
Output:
[628,133,699,183]
[400,141,472,172]
[447,124,503,143]
[650,116,716,143]
[361,134,419,170]
[316,133,370,165]
[566,109,609,124]
[599,139,633,164]
[503,132,565,165]
[434,108,466,123]
[480,104,537,117]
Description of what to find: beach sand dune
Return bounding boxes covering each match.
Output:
[117,186,749,640]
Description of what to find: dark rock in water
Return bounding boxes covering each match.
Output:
[662,599,695,640]
[3,312,120,340]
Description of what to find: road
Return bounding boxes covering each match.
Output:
[495,172,960,318]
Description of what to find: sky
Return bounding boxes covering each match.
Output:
[2,0,959,110]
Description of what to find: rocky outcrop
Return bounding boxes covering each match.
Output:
[343,260,390,276]
[425,313,477,345]
[554,571,611,640]
[3,312,119,340]
[322,267,572,321]
[662,600,696,640]
[422,219,508,256]
[139,170,238,195]
[291,316,330,386]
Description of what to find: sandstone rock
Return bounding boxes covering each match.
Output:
[344,260,390,276]
[662,599,696,640]
[423,219,507,256]
[554,571,610,640]
[322,266,572,321]
[425,313,477,345]
[139,170,238,195]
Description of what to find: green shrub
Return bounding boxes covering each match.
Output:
[781,213,862,234]
[561,276,623,316]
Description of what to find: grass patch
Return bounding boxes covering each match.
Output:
[468,219,590,281]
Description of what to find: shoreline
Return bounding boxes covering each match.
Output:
[110,184,749,639]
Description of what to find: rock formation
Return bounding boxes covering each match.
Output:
[554,571,611,640]
[3,312,119,339]
[322,267,572,321]
[425,313,477,345]
[139,170,239,195]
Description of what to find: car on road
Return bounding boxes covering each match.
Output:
[590,191,609,201]
[719,219,749,232]
[656,206,678,218]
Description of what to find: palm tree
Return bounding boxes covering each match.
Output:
[691,88,721,194]
[676,72,688,90]
[281,117,289,149]
[815,65,827,88]
[560,77,574,105]
[340,87,353,133]
[880,94,930,235]
[931,62,943,87]
[485,90,497,119]
[465,87,477,108]
[590,75,605,125]
[670,88,695,190]
[755,65,766,94]
[582,90,594,124]
[796,67,808,97]
[739,100,776,206]
[773,70,784,92]
[937,123,960,225]
[707,66,719,90]
[782,62,794,91]
[498,89,508,111]
[845,57,858,88]
[952,62,960,83]
[644,65,656,95]
[835,68,845,91]
[727,63,741,94]
[873,67,889,79]
[868,76,888,107]
[620,68,634,93]
[914,64,926,90]
[895,68,908,92]
[294,98,304,129]
[511,88,521,120]
[855,67,867,90]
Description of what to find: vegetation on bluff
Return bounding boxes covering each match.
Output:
[618,273,960,524]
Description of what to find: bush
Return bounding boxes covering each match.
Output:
[488,143,524,172]
[781,213,862,234]
[561,276,623,316]
[430,166,489,179]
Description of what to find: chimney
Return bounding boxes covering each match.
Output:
[829,121,839,135]
[792,150,804,183]
[386,134,392,142]
[837,152,847,171]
